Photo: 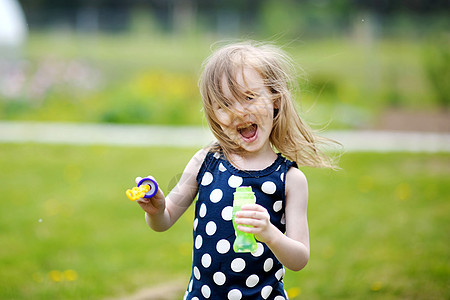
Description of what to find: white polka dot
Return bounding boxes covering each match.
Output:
[281,213,286,225]
[216,239,231,254]
[261,181,276,194]
[219,163,226,172]
[210,189,223,203]
[264,258,274,272]
[280,173,285,182]
[192,298,199,300]
[274,296,285,300]
[213,152,221,159]
[201,285,211,298]
[193,266,200,280]
[222,206,233,221]
[231,258,245,272]
[193,218,198,231]
[188,279,193,292]
[275,268,285,281]
[276,165,281,171]
[201,172,213,186]
[261,285,273,299]
[199,203,207,218]
[251,242,264,257]
[273,201,282,212]
[201,253,212,268]
[246,274,259,288]
[228,175,243,188]
[213,272,226,286]
[195,235,203,249]
[227,289,242,300]
[206,221,217,236]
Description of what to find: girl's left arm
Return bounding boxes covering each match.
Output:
[235,167,310,271]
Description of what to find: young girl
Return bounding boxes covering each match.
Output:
[135,41,334,299]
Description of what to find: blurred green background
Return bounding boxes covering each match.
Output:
[1,0,449,129]
[0,0,449,299]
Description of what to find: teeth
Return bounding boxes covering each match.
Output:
[237,123,254,130]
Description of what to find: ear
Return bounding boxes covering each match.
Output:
[273,95,281,110]
[270,87,281,110]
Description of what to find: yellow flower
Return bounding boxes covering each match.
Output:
[371,281,383,292]
[395,183,411,201]
[49,270,63,282]
[64,269,78,281]
[287,287,301,298]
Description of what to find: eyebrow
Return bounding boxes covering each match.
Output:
[243,89,260,97]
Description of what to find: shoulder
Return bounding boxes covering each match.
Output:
[193,148,209,162]
[285,167,308,202]
[286,166,307,183]
[185,148,220,185]
[186,148,209,171]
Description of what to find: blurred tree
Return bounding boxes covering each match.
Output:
[17,0,450,35]
[423,36,450,108]
[352,0,449,14]
[259,0,300,38]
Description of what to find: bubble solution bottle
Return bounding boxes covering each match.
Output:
[232,186,258,253]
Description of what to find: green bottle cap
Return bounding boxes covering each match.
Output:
[233,186,255,205]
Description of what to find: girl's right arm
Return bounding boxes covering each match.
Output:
[137,149,207,232]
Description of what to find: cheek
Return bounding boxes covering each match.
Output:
[253,100,274,119]
[214,109,232,127]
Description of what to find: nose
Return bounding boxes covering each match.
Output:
[231,101,247,115]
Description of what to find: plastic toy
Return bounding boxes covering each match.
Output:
[126,177,158,201]
[232,186,258,253]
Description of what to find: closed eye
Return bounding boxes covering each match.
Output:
[244,92,257,101]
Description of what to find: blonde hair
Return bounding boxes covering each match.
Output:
[199,41,336,168]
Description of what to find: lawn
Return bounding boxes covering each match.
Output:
[0,144,448,299]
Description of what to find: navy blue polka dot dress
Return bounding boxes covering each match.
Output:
[183,151,297,300]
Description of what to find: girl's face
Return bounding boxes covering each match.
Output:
[214,67,275,155]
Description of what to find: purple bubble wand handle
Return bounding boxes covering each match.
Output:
[137,177,158,198]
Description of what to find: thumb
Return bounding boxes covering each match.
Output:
[135,177,143,184]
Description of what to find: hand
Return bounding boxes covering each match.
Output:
[134,176,166,216]
[234,204,277,244]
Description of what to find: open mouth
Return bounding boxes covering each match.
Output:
[237,123,258,141]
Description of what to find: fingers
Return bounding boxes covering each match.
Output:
[135,175,157,183]
[136,197,150,204]
[236,219,265,231]
[235,205,270,228]
[235,204,268,218]
[235,211,265,221]
[136,188,163,204]
[240,204,266,212]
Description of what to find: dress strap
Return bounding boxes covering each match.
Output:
[195,151,217,185]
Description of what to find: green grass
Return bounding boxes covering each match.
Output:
[0,144,448,299]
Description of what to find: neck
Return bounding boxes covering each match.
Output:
[228,147,278,171]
